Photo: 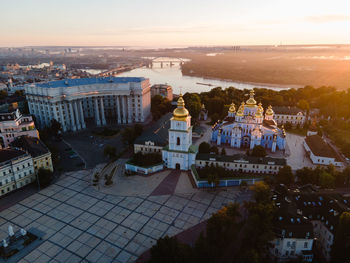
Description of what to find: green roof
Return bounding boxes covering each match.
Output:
[196,153,286,165]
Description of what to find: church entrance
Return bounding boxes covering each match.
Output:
[242,136,250,148]
[175,163,181,170]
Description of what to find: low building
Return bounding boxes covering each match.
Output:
[273,106,306,127]
[199,104,208,121]
[304,135,343,167]
[273,185,350,262]
[0,148,35,196]
[271,215,314,262]
[10,136,53,173]
[134,113,171,154]
[151,84,173,101]
[196,153,286,175]
[0,109,39,148]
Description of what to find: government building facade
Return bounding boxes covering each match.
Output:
[211,90,286,152]
[25,77,151,132]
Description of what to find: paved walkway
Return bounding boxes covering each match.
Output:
[0,168,244,263]
[150,170,181,196]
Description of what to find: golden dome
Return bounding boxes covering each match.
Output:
[173,94,189,121]
[258,102,263,111]
[229,102,236,113]
[265,105,274,115]
[236,102,244,116]
[255,108,263,118]
[246,90,257,107]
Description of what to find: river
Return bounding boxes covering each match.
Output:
[116,57,298,94]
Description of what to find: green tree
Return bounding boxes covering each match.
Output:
[296,167,317,185]
[251,145,266,157]
[319,171,335,188]
[149,236,193,263]
[151,95,172,120]
[210,145,219,154]
[207,172,219,187]
[221,147,226,156]
[250,181,271,204]
[183,93,202,121]
[50,119,62,137]
[297,99,310,112]
[121,127,136,145]
[198,142,210,154]
[331,212,350,263]
[133,124,143,136]
[104,145,116,159]
[37,168,53,187]
[276,165,294,186]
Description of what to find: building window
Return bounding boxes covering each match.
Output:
[177,137,180,146]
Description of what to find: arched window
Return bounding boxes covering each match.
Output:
[177,137,180,145]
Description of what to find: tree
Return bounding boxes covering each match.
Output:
[121,127,136,145]
[276,165,294,186]
[251,145,266,157]
[297,99,310,112]
[250,181,271,204]
[149,236,193,263]
[210,145,219,154]
[210,113,220,124]
[50,119,62,137]
[319,171,335,189]
[221,147,226,156]
[207,172,219,187]
[296,167,317,185]
[331,212,350,263]
[151,95,172,120]
[198,142,210,154]
[134,124,143,136]
[37,168,53,187]
[183,93,202,121]
[104,145,116,159]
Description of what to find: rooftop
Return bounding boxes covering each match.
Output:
[0,148,27,164]
[10,136,50,158]
[134,113,172,146]
[196,153,287,165]
[33,77,147,89]
[305,135,342,161]
[273,106,304,115]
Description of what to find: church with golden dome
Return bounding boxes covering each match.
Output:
[211,90,286,152]
[162,94,198,170]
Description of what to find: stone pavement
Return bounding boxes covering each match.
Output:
[0,169,243,263]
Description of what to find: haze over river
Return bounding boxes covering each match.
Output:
[118,57,299,94]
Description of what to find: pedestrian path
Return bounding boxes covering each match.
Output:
[150,170,181,196]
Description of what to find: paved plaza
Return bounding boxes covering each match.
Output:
[0,169,244,263]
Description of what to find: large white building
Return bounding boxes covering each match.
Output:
[25,77,151,132]
[162,95,198,170]
[0,109,39,148]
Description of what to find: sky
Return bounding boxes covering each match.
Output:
[1,0,350,47]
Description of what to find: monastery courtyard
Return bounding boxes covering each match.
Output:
[0,167,247,263]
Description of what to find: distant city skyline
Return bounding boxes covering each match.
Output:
[1,0,350,47]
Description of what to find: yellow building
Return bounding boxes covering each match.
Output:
[10,136,53,173]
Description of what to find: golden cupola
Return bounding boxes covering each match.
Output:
[173,94,189,121]
[236,102,245,116]
[255,107,263,118]
[246,90,257,107]
[229,102,236,113]
[265,105,274,115]
[257,102,263,112]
